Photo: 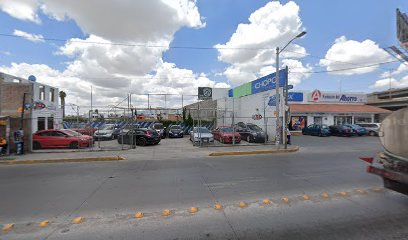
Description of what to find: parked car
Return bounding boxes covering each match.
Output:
[212,126,241,144]
[343,124,367,136]
[190,127,214,143]
[329,125,355,137]
[234,122,267,143]
[94,124,116,140]
[33,129,93,149]
[117,128,160,146]
[120,123,141,135]
[167,125,184,138]
[69,123,96,136]
[150,123,166,139]
[355,123,381,136]
[302,124,331,136]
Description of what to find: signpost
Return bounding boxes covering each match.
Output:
[198,87,212,100]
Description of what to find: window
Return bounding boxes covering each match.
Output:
[334,116,352,125]
[47,117,54,129]
[49,88,55,102]
[37,117,45,131]
[51,131,66,137]
[290,116,307,130]
[39,86,45,100]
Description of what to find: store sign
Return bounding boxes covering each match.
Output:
[252,114,263,120]
[252,69,287,95]
[287,92,303,102]
[308,89,366,103]
[198,87,212,100]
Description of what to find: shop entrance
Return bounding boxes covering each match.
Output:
[334,116,352,125]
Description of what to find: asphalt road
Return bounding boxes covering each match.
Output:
[1,136,407,240]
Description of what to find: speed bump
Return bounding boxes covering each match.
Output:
[281,197,289,204]
[189,207,198,213]
[214,204,223,210]
[162,209,172,216]
[39,220,49,227]
[2,223,14,231]
[239,202,247,208]
[135,212,144,219]
[262,199,271,205]
[72,217,84,224]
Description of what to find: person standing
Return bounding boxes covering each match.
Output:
[0,136,7,155]
[286,126,291,145]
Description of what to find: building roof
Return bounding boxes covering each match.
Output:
[290,104,391,113]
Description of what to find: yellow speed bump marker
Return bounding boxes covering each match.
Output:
[214,204,223,210]
[356,189,367,194]
[135,212,144,219]
[262,199,271,205]
[321,192,330,198]
[162,209,172,216]
[189,207,198,214]
[239,202,247,208]
[281,197,289,204]
[302,194,310,201]
[2,223,14,231]
[339,191,348,197]
[72,217,84,224]
[371,187,383,192]
[39,220,50,227]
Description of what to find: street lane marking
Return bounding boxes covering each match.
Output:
[2,223,14,231]
[302,194,310,200]
[239,202,247,208]
[281,197,289,204]
[339,191,348,196]
[39,220,49,227]
[321,192,330,199]
[214,204,223,210]
[189,207,198,213]
[262,199,271,205]
[356,189,367,194]
[162,209,172,216]
[135,212,144,219]
[72,217,84,224]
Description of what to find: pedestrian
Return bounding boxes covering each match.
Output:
[286,126,291,145]
[0,136,7,155]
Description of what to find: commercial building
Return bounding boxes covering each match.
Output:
[0,72,62,152]
[366,87,408,111]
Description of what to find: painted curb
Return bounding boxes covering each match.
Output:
[208,146,299,156]
[0,156,126,165]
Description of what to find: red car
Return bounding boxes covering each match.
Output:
[70,127,96,136]
[33,129,94,149]
[212,126,241,144]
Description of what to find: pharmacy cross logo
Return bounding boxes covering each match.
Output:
[311,89,322,102]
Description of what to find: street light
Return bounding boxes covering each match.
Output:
[275,31,306,146]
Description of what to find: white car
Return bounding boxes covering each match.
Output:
[355,123,381,136]
[94,124,115,140]
[190,127,214,144]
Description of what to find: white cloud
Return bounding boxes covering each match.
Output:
[13,29,44,43]
[319,36,390,75]
[370,75,408,89]
[0,0,40,23]
[215,1,308,86]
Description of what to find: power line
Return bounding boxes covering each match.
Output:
[290,60,397,74]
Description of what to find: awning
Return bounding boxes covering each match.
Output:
[289,104,391,114]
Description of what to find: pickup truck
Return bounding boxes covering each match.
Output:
[360,108,408,195]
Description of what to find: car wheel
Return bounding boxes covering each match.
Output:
[247,135,251,142]
[137,137,147,146]
[220,137,224,144]
[369,131,375,136]
[33,141,41,150]
[70,141,79,149]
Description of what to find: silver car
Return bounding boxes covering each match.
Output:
[356,123,381,136]
[189,127,214,144]
[94,124,115,140]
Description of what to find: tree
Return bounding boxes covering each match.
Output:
[186,112,193,126]
[59,91,66,119]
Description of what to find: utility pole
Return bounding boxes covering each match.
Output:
[275,47,281,146]
[284,66,289,150]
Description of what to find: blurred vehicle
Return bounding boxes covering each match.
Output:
[120,123,141,135]
[212,126,241,144]
[94,124,116,140]
[329,125,354,137]
[69,123,96,136]
[302,124,330,137]
[359,108,408,195]
[189,127,214,143]
[150,123,166,139]
[344,124,367,136]
[234,122,267,143]
[355,123,381,136]
[33,129,93,149]
[167,125,184,138]
[117,128,160,146]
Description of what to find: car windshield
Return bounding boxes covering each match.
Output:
[221,128,233,132]
[247,125,262,131]
[101,125,114,130]
[170,126,181,129]
[195,127,210,133]
[153,124,164,129]
[321,125,329,129]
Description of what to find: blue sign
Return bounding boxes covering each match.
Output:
[228,89,233,97]
[287,92,303,102]
[268,95,277,106]
[251,69,287,95]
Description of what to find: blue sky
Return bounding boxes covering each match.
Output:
[0,0,407,106]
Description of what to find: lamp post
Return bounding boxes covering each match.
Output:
[275,31,306,146]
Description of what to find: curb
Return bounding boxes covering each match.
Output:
[0,156,127,165]
[208,146,299,156]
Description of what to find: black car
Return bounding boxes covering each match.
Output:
[117,128,160,146]
[167,125,184,138]
[113,123,140,139]
[329,125,355,137]
[235,122,267,143]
